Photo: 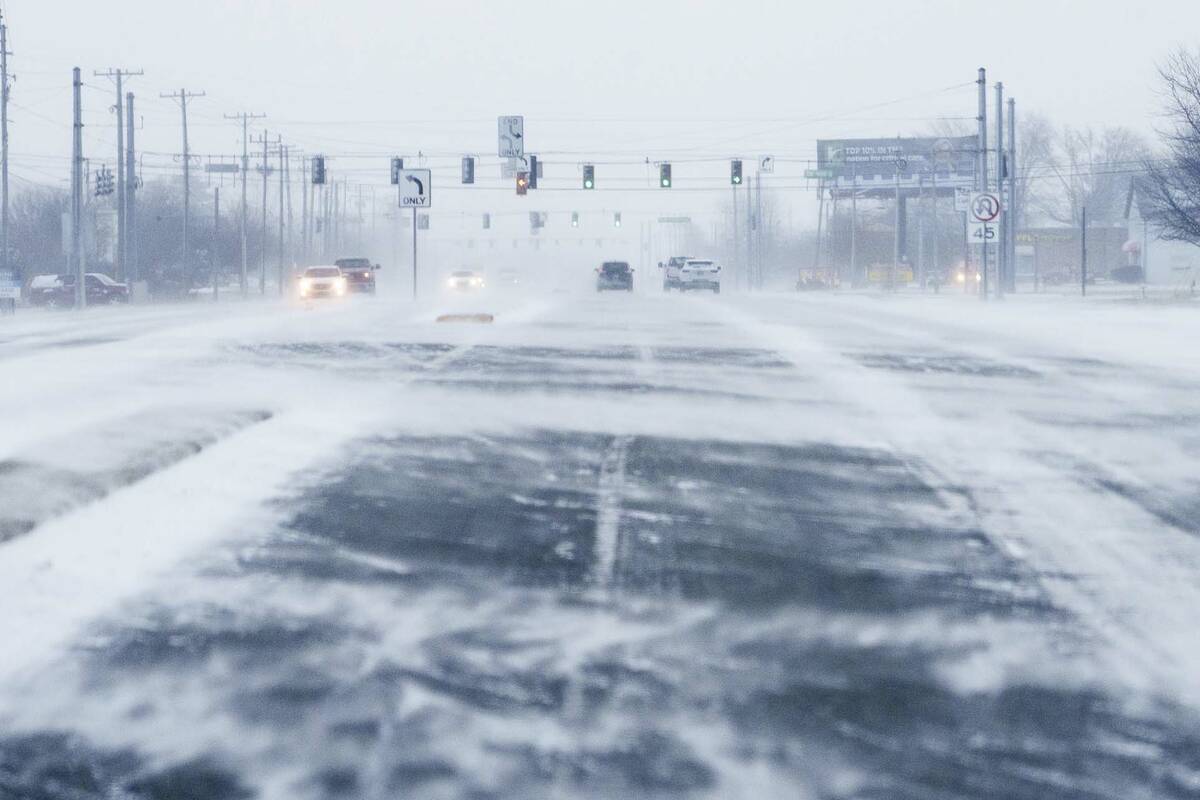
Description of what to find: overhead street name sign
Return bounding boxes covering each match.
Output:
[804,168,833,180]
[498,115,525,158]
[398,169,432,208]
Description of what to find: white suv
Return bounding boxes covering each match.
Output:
[663,258,721,294]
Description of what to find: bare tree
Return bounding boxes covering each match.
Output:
[1014,112,1054,228]
[1040,125,1148,226]
[1143,48,1200,244]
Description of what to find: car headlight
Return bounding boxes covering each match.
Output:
[955,272,965,283]
[299,277,312,294]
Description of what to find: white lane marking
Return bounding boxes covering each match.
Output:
[594,435,632,590]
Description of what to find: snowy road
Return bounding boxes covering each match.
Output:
[2,291,1199,799]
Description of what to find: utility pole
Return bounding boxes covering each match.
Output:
[224,112,265,297]
[125,93,137,284]
[1007,97,1017,293]
[893,157,902,292]
[755,171,763,289]
[994,81,1005,299]
[1081,206,1088,297]
[285,149,293,275]
[931,170,939,289]
[97,69,142,281]
[917,175,925,288]
[161,88,204,289]
[71,68,84,308]
[301,155,309,265]
[251,130,278,294]
[811,185,824,282]
[731,183,739,292]
[277,143,285,294]
[850,178,858,286]
[977,67,989,301]
[745,175,753,291]
[213,186,219,301]
[0,15,10,278]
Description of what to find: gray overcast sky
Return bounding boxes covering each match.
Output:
[3,0,1197,223]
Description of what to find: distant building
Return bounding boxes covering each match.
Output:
[1124,177,1200,287]
[1013,226,1126,285]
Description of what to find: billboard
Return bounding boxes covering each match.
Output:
[817,136,977,190]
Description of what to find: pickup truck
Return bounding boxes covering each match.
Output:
[333,258,380,294]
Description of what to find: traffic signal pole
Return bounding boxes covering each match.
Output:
[71,68,84,309]
[977,67,989,301]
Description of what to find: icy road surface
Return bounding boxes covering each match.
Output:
[1,291,1199,800]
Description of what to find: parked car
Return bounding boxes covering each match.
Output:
[596,261,634,292]
[333,257,380,294]
[298,266,347,299]
[29,272,130,307]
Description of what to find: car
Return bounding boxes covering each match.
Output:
[596,261,634,292]
[30,272,130,307]
[447,270,485,291]
[496,269,520,287]
[672,259,722,294]
[659,256,694,291]
[298,266,347,299]
[333,258,380,294]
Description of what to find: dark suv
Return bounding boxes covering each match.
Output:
[596,262,634,292]
[334,258,380,294]
[30,272,130,307]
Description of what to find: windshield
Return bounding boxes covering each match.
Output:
[7,8,1195,800]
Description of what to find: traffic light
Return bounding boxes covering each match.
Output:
[731,159,743,185]
[614,212,622,228]
[659,163,672,188]
[390,157,403,185]
[482,213,491,230]
[528,155,539,189]
[462,156,475,185]
[516,172,529,196]
[583,164,595,190]
[312,156,326,185]
[94,168,114,197]
[571,211,579,228]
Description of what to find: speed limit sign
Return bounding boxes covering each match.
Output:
[968,220,998,243]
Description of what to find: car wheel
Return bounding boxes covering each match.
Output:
[713,285,721,294]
